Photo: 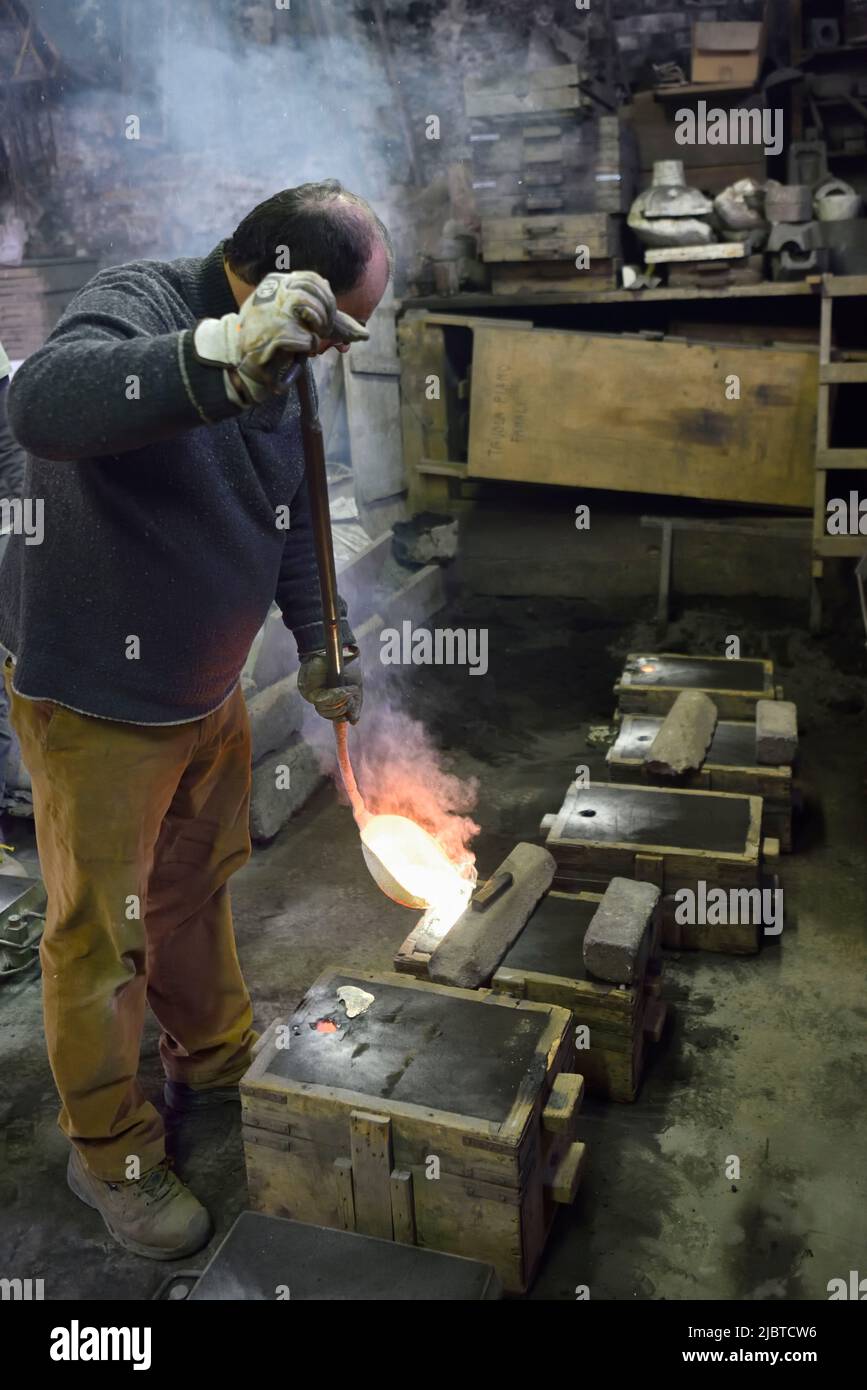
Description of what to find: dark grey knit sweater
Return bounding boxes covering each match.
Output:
[0,242,353,724]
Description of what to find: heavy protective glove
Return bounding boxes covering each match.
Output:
[193,271,369,407]
[298,646,363,725]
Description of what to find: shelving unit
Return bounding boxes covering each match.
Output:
[811,273,867,631]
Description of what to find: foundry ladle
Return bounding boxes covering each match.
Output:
[296,361,460,911]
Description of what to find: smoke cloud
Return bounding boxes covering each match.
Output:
[310,694,479,879]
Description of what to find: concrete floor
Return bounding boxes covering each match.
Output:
[1,578,865,1301]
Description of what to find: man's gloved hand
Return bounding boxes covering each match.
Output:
[193,271,369,407]
[298,646,363,724]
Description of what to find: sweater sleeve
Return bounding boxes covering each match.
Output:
[7,267,240,462]
[274,472,356,657]
[0,377,25,499]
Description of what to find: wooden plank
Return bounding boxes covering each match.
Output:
[390,1169,416,1245]
[466,88,583,120]
[465,64,581,97]
[397,317,451,513]
[815,535,867,557]
[350,1110,394,1240]
[400,280,814,311]
[481,213,621,263]
[644,242,748,265]
[816,449,867,469]
[541,1073,585,1135]
[468,329,817,507]
[820,362,867,384]
[418,458,468,478]
[343,282,405,505]
[822,274,867,298]
[634,853,664,889]
[334,1157,355,1231]
[550,1142,587,1204]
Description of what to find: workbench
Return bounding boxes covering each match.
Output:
[397,276,867,627]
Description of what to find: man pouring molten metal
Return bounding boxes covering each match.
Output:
[0,181,391,1260]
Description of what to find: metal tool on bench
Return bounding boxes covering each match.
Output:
[294,316,472,916]
[0,874,46,982]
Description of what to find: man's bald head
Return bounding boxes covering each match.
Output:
[224,180,393,295]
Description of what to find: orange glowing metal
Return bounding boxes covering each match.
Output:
[335,724,475,920]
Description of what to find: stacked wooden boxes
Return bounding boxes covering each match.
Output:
[241,967,586,1293]
[465,64,634,292]
[610,654,796,851]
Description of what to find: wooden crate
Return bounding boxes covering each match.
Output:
[492,891,666,1103]
[607,714,794,851]
[470,115,636,217]
[489,259,620,295]
[394,888,666,1102]
[469,118,595,175]
[464,63,587,120]
[542,781,769,954]
[241,968,586,1293]
[467,330,817,508]
[614,653,780,721]
[479,213,623,264]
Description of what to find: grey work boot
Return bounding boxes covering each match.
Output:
[67,1148,212,1260]
[163,1079,241,1114]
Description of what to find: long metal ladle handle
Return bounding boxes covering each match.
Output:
[296,362,369,827]
[297,366,343,688]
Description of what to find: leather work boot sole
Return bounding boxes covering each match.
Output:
[67,1148,212,1260]
[163,1080,242,1113]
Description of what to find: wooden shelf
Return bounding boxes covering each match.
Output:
[401,281,815,313]
[820,363,867,384]
[816,448,867,470]
[815,536,867,558]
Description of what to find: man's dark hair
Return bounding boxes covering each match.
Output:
[224,180,393,293]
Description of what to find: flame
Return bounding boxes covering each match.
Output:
[360,813,475,931]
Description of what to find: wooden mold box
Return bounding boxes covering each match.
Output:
[492,891,667,1103]
[542,781,769,954]
[479,212,622,264]
[614,652,780,720]
[394,890,667,1103]
[607,715,794,851]
[241,968,586,1294]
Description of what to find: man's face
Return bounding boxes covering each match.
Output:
[313,238,391,355]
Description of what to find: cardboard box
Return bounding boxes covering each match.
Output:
[691,19,767,86]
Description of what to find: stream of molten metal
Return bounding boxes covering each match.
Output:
[335,723,475,933]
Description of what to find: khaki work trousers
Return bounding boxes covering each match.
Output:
[4,657,256,1180]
